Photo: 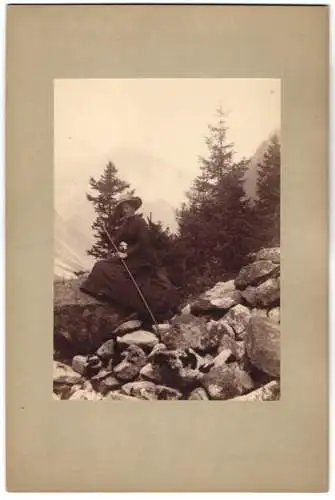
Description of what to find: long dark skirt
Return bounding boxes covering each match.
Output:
[80,258,180,321]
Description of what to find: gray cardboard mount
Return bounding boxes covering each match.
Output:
[6,4,328,492]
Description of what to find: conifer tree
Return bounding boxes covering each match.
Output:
[86,162,134,259]
[176,108,255,291]
[255,134,280,246]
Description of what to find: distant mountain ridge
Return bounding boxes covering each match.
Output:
[244,129,280,201]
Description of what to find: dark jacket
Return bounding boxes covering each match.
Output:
[112,214,158,270]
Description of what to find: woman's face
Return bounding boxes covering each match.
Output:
[122,202,135,217]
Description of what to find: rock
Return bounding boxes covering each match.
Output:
[235,260,279,290]
[121,381,182,400]
[251,308,268,318]
[113,345,147,382]
[190,281,241,315]
[55,383,82,400]
[121,381,156,399]
[90,369,114,391]
[181,304,191,315]
[138,362,164,384]
[232,380,280,401]
[190,292,241,315]
[99,376,121,395]
[72,355,89,376]
[152,323,172,336]
[82,380,94,391]
[188,388,210,400]
[147,343,168,359]
[54,307,124,358]
[160,315,203,351]
[199,350,232,373]
[241,286,257,306]
[246,315,280,378]
[210,291,241,311]
[268,307,280,323]
[218,335,245,361]
[190,298,216,315]
[153,385,183,400]
[242,276,280,308]
[202,362,254,400]
[68,388,104,400]
[54,276,127,357]
[186,347,208,371]
[162,314,224,352]
[96,339,115,361]
[53,361,82,385]
[106,392,141,401]
[212,349,234,368]
[117,330,159,350]
[149,348,204,391]
[215,319,235,339]
[54,276,102,308]
[113,319,143,335]
[85,355,103,377]
[255,247,280,264]
[204,280,236,299]
[255,278,280,308]
[223,305,251,340]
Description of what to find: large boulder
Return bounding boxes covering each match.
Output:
[139,362,162,383]
[235,260,279,290]
[202,362,254,400]
[246,315,280,378]
[222,305,251,340]
[268,307,280,324]
[217,335,245,361]
[148,347,204,392]
[190,280,241,315]
[242,278,280,308]
[255,247,280,264]
[121,381,182,400]
[113,319,143,336]
[54,277,127,358]
[116,330,159,350]
[160,314,223,352]
[232,380,280,401]
[96,339,115,361]
[113,345,147,382]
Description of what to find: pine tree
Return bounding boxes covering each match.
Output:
[86,162,134,259]
[255,134,280,247]
[176,108,255,292]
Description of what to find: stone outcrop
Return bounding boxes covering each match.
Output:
[245,315,280,378]
[54,247,280,401]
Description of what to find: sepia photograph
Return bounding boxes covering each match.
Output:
[53,78,281,402]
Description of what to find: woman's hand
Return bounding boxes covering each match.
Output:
[117,252,127,259]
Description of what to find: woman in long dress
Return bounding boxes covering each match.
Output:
[80,195,180,322]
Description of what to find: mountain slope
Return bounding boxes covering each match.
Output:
[243,129,281,201]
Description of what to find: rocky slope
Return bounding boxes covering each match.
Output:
[53,247,280,401]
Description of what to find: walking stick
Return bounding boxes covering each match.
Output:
[103,222,160,331]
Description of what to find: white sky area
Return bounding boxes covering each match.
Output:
[54,78,281,212]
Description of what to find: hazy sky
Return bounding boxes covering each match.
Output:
[54,78,280,211]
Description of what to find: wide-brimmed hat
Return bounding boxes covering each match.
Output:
[114,195,142,217]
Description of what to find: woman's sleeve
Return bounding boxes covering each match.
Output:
[126,218,149,256]
[112,222,126,246]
